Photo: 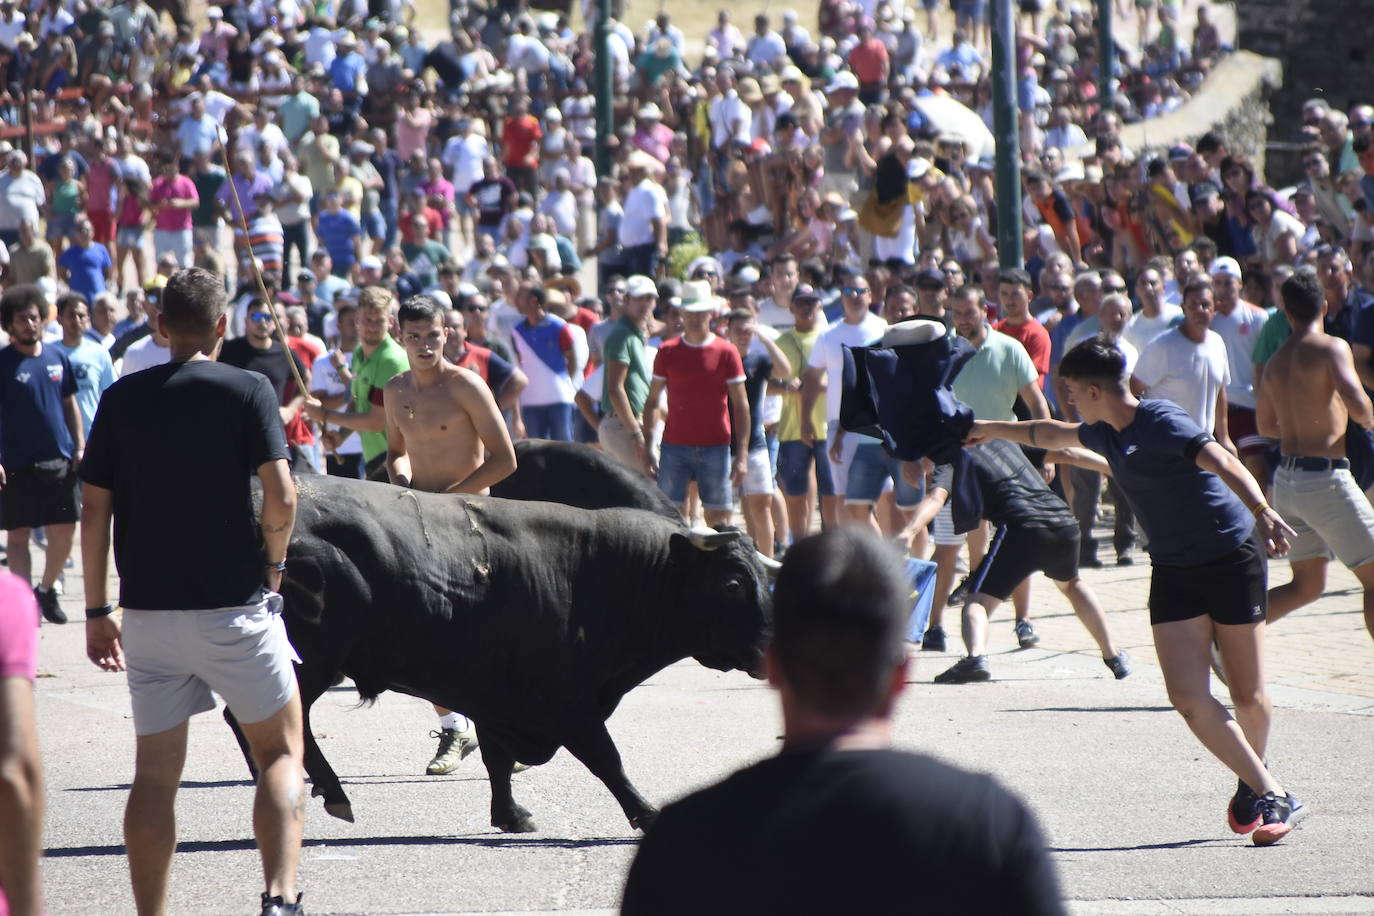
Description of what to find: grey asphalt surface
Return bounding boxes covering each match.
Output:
[31,572,1374,916]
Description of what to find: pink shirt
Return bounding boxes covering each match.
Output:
[394,107,433,162]
[150,175,199,231]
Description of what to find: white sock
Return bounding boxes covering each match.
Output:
[439,712,469,732]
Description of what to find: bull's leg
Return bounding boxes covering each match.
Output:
[296,665,355,823]
[223,707,259,781]
[561,720,658,831]
[479,729,536,833]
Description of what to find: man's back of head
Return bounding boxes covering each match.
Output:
[160,267,226,338]
[771,527,908,722]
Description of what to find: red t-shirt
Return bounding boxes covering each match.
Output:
[286,337,322,446]
[848,39,889,84]
[993,317,1051,386]
[652,335,745,447]
[501,115,542,168]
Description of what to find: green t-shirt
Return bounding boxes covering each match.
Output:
[776,325,828,443]
[1250,308,1289,366]
[401,239,451,290]
[952,326,1037,422]
[51,178,81,216]
[350,335,409,461]
[601,317,652,417]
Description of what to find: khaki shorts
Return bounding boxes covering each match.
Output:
[124,592,300,736]
[1273,466,1374,569]
[598,415,644,469]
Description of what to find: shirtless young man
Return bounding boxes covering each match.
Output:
[1257,269,1374,642]
[383,295,519,771]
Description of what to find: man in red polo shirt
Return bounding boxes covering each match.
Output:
[848,24,890,105]
[995,268,1051,389]
[501,97,542,195]
[641,281,750,527]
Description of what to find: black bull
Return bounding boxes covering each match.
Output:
[232,447,772,833]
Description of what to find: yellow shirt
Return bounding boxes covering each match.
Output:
[776,325,828,442]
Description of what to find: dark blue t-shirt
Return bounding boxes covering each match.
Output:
[1077,399,1253,566]
[734,350,773,453]
[0,344,76,468]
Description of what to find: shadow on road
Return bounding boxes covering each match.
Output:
[46,834,641,858]
[1003,706,1176,713]
[64,779,255,792]
[1049,838,1228,853]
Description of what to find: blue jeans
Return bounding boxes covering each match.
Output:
[777,439,835,497]
[657,443,731,510]
[379,198,398,248]
[845,442,923,507]
[621,242,659,278]
[523,403,574,442]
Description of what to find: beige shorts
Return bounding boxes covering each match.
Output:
[124,592,300,736]
[598,415,644,469]
[1273,466,1374,569]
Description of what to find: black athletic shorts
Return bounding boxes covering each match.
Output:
[968,523,1080,602]
[1148,532,1267,626]
[0,461,81,530]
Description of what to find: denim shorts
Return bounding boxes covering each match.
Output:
[116,226,144,248]
[658,443,731,510]
[845,442,923,508]
[777,439,835,497]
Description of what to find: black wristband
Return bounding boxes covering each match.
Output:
[85,604,114,620]
[266,560,287,572]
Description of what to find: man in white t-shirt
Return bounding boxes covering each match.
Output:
[1207,257,1273,485]
[617,153,668,279]
[800,277,886,529]
[1124,265,1183,352]
[1131,277,1233,449]
[311,300,365,478]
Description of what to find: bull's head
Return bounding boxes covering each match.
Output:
[675,526,774,678]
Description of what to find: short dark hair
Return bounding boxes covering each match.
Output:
[0,285,44,329]
[56,292,88,316]
[1183,276,1214,301]
[1280,268,1324,324]
[885,283,916,302]
[161,268,226,335]
[998,267,1033,290]
[397,294,444,326]
[952,283,983,303]
[771,528,909,718]
[726,308,755,325]
[1191,237,1218,263]
[1058,337,1128,392]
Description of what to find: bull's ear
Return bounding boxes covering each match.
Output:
[684,526,743,551]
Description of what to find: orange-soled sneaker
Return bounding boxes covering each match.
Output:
[1227,779,1261,834]
[1252,792,1306,846]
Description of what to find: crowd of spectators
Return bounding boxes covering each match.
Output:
[5,0,1374,586]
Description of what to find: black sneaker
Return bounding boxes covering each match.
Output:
[1227,779,1261,834]
[1252,792,1305,846]
[260,892,304,915]
[934,655,991,684]
[921,625,946,652]
[1014,618,1039,648]
[1116,554,1135,567]
[946,575,971,607]
[34,587,67,625]
[1104,651,1132,679]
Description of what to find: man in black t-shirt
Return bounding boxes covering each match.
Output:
[902,440,1131,685]
[621,528,1066,916]
[219,299,311,472]
[79,268,306,916]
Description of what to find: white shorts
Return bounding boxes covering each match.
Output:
[741,448,775,496]
[124,592,300,736]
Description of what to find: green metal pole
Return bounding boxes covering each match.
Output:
[991,0,1022,268]
[594,0,613,179]
[1097,0,1114,105]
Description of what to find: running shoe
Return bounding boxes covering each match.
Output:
[1227,779,1262,834]
[1252,792,1306,846]
[1014,618,1040,648]
[34,587,67,625]
[946,575,972,607]
[260,892,304,915]
[1104,651,1132,679]
[934,655,991,684]
[425,727,478,775]
[921,625,947,652]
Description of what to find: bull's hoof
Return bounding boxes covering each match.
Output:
[629,807,660,832]
[324,800,355,823]
[492,805,537,833]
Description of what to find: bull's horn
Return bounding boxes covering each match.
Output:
[755,551,783,578]
[687,526,742,551]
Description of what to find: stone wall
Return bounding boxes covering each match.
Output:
[1236,0,1374,135]
[1068,51,1283,177]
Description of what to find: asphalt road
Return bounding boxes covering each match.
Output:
[32,588,1374,916]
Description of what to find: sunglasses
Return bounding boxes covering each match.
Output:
[466,305,489,313]
[842,286,870,295]
[1048,285,1071,292]
[1102,284,1127,293]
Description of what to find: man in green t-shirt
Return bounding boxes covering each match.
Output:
[775,286,832,543]
[597,274,657,468]
[303,286,408,479]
